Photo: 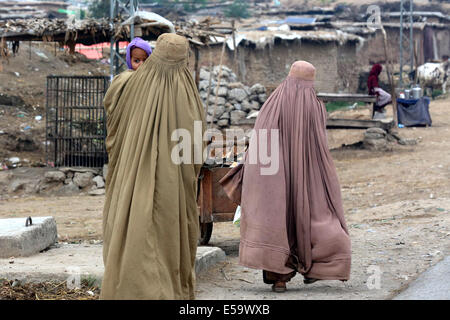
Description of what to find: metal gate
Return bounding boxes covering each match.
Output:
[46,75,110,168]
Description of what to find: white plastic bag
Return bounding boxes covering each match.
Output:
[233,205,241,227]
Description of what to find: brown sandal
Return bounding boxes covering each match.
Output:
[272,281,287,293]
[303,277,319,284]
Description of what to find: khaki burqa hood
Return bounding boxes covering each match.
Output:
[101,33,206,299]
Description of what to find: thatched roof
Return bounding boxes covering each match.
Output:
[0,12,175,45]
[215,29,365,50]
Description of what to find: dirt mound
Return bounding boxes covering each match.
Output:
[0,42,109,108]
[0,42,109,167]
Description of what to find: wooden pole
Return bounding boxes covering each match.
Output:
[381,25,398,126]
[232,20,237,72]
[194,45,200,90]
[205,48,213,122]
[414,39,419,84]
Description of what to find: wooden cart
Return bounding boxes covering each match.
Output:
[197,165,238,245]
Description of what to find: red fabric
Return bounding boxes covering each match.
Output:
[368,64,382,95]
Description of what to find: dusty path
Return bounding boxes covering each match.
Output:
[0,97,449,299]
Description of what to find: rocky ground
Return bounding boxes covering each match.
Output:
[0,96,448,299]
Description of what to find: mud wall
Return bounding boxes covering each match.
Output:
[191,40,360,93]
[356,27,450,68]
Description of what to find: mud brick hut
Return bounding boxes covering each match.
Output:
[194,28,365,94]
[344,11,450,66]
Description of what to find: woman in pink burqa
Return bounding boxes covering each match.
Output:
[236,61,351,292]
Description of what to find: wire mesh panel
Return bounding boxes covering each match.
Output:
[46,76,110,168]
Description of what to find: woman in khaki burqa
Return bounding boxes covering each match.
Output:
[238,61,351,292]
[101,33,205,299]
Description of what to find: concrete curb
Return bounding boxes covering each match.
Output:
[0,244,226,287]
[0,217,57,258]
[394,256,450,300]
[195,246,226,275]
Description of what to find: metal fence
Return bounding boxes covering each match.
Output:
[46,75,110,168]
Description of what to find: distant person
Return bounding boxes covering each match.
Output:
[223,61,351,292]
[126,37,152,71]
[101,33,205,299]
[12,41,19,56]
[368,63,392,119]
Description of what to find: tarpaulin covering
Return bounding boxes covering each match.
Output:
[397,97,432,127]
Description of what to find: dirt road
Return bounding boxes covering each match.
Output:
[0,97,449,299]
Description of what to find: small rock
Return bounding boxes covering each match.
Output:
[230,110,247,125]
[241,100,253,112]
[93,175,105,188]
[250,83,266,95]
[44,171,66,183]
[366,128,387,135]
[363,138,387,151]
[207,105,225,118]
[73,172,94,188]
[250,101,261,110]
[208,96,226,106]
[220,112,230,120]
[229,88,247,102]
[199,69,211,81]
[224,103,234,112]
[364,132,385,140]
[217,119,229,127]
[59,182,80,195]
[216,87,228,97]
[89,189,105,196]
[258,93,267,103]
[386,134,397,142]
[102,164,108,180]
[206,114,215,123]
[398,138,417,145]
[199,80,214,91]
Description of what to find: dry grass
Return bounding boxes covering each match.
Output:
[0,279,100,300]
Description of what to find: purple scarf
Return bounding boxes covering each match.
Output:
[126,37,152,69]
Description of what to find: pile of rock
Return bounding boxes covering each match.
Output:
[43,165,108,196]
[198,66,267,127]
[363,128,418,151]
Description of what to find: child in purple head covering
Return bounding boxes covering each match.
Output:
[126,37,152,71]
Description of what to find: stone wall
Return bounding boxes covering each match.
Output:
[198,65,266,128]
[0,166,108,198]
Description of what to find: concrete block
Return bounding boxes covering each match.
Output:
[394,256,450,300]
[0,217,57,258]
[195,246,226,275]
